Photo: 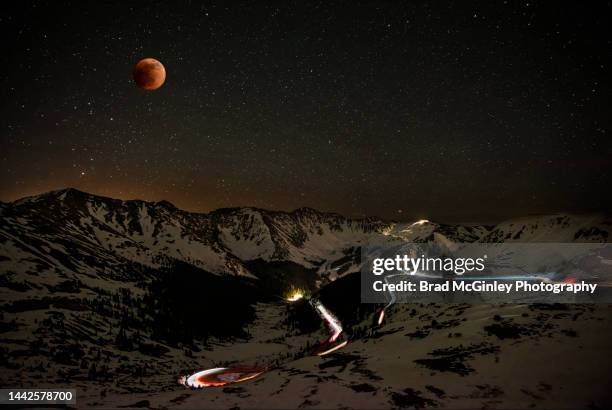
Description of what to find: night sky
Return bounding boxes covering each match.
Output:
[2,1,611,222]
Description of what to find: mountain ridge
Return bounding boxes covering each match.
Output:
[1,189,611,408]
[1,188,610,292]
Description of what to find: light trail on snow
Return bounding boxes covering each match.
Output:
[317,340,348,356]
[182,367,267,388]
[309,297,343,342]
[377,309,385,326]
[377,270,579,324]
[181,291,350,389]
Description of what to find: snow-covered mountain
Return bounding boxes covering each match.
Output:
[1,188,610,291]
[1,189,611,408]
[1,188,387,286]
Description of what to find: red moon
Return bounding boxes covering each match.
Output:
[133,58,166,91]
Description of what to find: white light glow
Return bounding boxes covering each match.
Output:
[313,299,343,342]
[185,368,228,388]
[317,340,348,356]
[411,219,430,226]
[377,309,385,326]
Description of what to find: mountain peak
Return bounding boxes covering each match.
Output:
[292,207,320,214]
[291,207,340,219]
[155,200,177,209]
[54,187,88,198]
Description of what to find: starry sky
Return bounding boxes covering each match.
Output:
[2,1,611,222]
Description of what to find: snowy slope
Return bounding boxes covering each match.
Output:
[1,189,610,290]
[1,189,611,409]
[481,213,610,242]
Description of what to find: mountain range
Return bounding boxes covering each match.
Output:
[2,188,609,291]
[1,189,611,408]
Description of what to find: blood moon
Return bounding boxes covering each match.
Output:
[133,58,166,91]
